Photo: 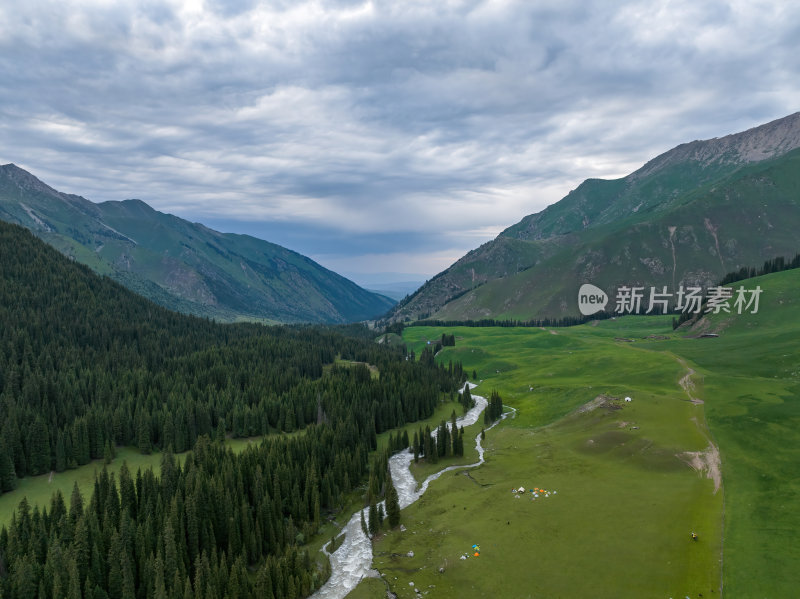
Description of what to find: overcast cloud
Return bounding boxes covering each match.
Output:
[1,0,798,284]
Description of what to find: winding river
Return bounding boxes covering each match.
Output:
[312,383,511,599]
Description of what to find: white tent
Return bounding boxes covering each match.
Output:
[517,486,525,493]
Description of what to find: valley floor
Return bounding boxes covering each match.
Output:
[356,274,800,598]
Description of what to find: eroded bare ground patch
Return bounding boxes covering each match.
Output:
[676,357,704,404]
[574,394,623,415]
[679,444,722,494]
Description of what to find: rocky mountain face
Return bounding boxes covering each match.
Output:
[0,165,394,323]
[389,112,800,321]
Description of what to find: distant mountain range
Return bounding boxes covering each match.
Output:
[389,112,800,321]
[365,280,424,301]
[0,165,394,323]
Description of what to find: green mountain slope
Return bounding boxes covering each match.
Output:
[389,112,800,321]
[0,164,394,323]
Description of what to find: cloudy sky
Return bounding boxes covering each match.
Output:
[1,0,798,285]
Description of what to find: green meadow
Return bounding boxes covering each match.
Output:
[359,269,800,598]
[0,436,266,528]
[0,447,173,528]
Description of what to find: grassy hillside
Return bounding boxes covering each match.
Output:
[389,114,800,322]
[649,269,800,596]
[0,164,394,323]
[362,269,799,597]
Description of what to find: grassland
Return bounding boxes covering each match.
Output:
[362,270,800,597]
[327,357,381,380]
[637,269,800,597]
[0,447,173,527]
[0,436,268,528]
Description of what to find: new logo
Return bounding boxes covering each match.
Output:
[578,283,608,316]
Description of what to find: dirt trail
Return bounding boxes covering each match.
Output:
[672,354,725,590]
[673,358,721,490]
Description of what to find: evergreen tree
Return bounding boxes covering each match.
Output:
[137,413,151,455]
[56,431,67,472]
[360,509,368,537]
[368,501,379,537]
[255,563,274,599]
[461,384,473,413]
[153,553,167,599]
[385,470,401,528]
[0,440,17,491]
[104,441,114,465]
[30,416,51,475]
[69,482,84,523]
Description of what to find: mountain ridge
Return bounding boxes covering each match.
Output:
[0,164,394,323]
[389,112,800,322]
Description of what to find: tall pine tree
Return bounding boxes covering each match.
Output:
[385,470,401,528]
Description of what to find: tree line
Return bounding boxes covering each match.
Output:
[409,313,613,329]
[676,250,800,327]
[717,252,800,286]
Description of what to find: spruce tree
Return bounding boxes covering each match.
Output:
[385,471,401,528]
[30,416,50,475]
[104,441,114,465]
[56,431,67,473]
[255,563,274,599]
[69,482,84,523]
[0,441,17,491]
[136,413,151,455]
[462,385,472,413]
[368,501,379,537]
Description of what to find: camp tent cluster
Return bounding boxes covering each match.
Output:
[512,485,558,500]
[460,544,481,560]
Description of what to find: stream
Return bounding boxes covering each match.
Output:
[312,383,512,599]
